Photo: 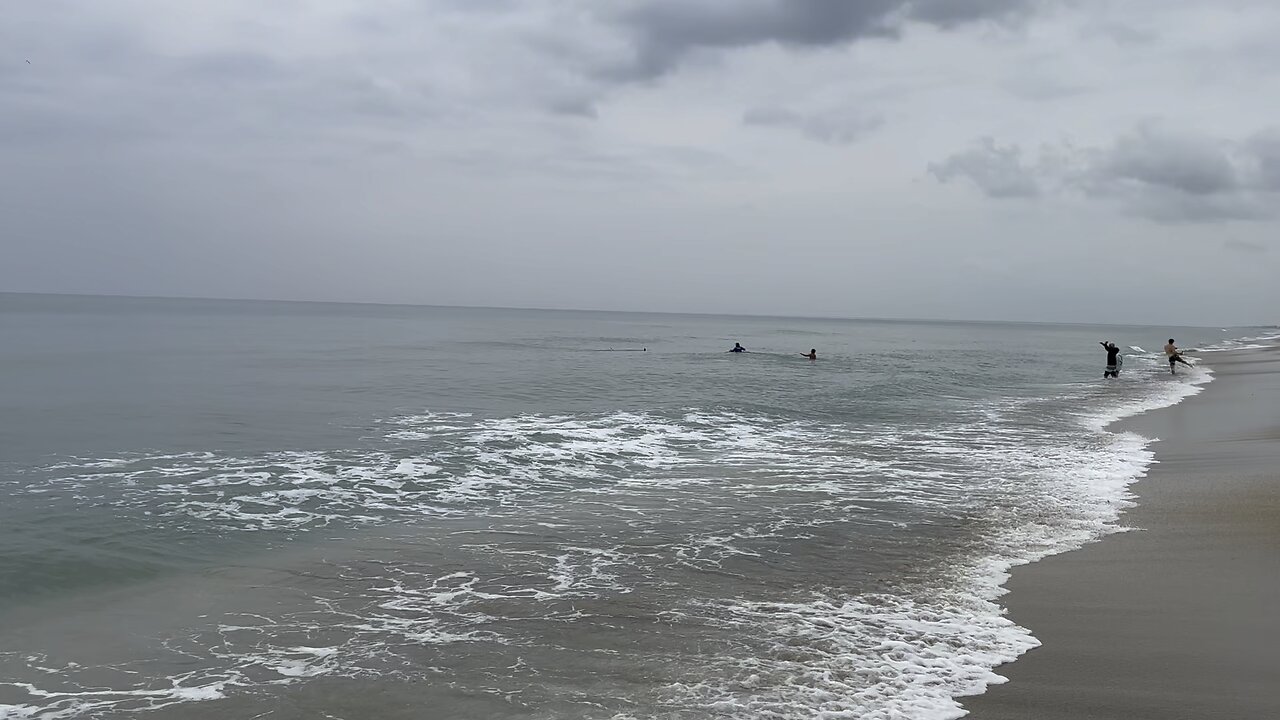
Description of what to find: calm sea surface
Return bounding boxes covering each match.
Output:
[0,293,1255,719]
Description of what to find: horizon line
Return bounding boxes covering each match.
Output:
[0,289,1263,330]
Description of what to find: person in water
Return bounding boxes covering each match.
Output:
[801,348,817,361]
[729,342,747,353]
[1099,341,1121,378]
[1164,339,1193,374]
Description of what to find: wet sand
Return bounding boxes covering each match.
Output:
[962,347,1280,719]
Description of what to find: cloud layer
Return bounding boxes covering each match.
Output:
[608,0,1046,80]
[2,0,1279,325]
[931,124,1280,222]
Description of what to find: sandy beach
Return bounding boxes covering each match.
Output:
[963,346,1280,719]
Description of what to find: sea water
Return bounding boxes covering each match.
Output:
[0,293,1251,719]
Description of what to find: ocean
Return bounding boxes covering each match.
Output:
[0,293,1266,719]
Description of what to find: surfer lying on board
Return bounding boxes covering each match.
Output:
[801,348,817,360]
[729,342,747,353]
[1164,339,1193,374]
[1099,341,1121,378]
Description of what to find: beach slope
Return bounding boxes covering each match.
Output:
[963,347,1280,719]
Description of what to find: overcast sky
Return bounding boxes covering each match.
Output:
[3,0,1278,325]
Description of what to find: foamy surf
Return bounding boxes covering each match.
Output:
[1193,332,1280,352]
[1,302,1259,720]
[5,374,1215,720]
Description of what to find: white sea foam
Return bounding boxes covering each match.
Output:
[267,647,340,678]
[607,412,1172,718]
[28,410,905,535]
[1077,367,1213,432]
[1192,332,1280,352]
[635,592,1037,720]
[0,676,229,720]
[13,365,1220,720]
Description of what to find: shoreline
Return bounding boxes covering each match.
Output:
[961,346,1280,718]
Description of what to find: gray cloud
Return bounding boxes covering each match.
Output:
[176,51,282,83]
[3,0,1279,326]
[1119,192,1270,224]
[1081,21,1158,46]
[931,124,1280,221]
[545,95,599,118]
[1002,74,1091,101]
[603,0,1047,81]
[743,106,884,144]
[1092,125,1238,196]
[1244,129,1280,191]
[2,0,1050,152]
[1223,238,1268,254]
[908,0,1041,27]
[928,138,1042,197]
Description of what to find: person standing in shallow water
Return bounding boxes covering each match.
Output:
[1099,341,1121,378]
[1164,338,1193,374]
[801,348,817,361]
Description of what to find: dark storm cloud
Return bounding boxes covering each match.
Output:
[742,106,883,144]
[602,0,1046,81]
[931,124,1280,222]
